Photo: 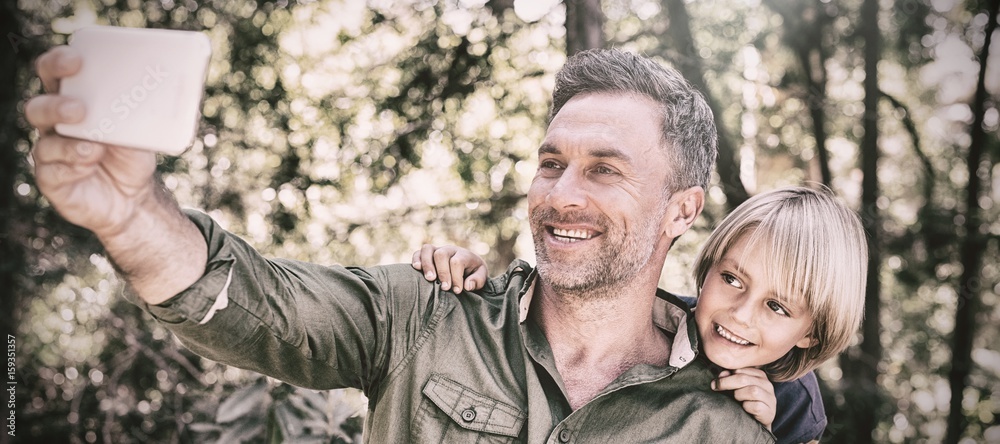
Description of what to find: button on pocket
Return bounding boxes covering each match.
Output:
[413,374,526,443]
[558,429,571,442]
[460,408,476,422]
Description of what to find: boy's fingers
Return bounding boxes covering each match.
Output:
[419,244,437,281]
[731,368,768,378]
[432,247,456,291]
[448,254,467,294]
[713,372,773,395]
[411,250,422,270]
[464,265,488,292]
[731,384,772,403]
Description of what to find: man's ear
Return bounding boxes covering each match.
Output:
[662,186,705,238]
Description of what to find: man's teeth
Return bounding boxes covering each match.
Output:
[716,325,751,346]
[552,228,593,242]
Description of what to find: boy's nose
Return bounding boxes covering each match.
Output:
[729,299,756,328]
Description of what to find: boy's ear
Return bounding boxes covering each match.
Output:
[795,334,819,349]
[662,186,705,238]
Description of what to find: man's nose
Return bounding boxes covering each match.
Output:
[546,167,588,210]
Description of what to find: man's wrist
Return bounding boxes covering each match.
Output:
[99,182,208,305]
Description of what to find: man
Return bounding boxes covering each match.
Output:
[27,46,774,442]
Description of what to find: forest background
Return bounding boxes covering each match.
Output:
[1,0,998,442]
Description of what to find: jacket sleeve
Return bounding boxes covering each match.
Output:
[128,210,447,393]
[772,371,827,444]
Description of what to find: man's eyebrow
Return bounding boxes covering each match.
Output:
[537,144,633,164]
[538,143,559,156]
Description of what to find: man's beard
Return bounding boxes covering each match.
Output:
[530,206,663,297]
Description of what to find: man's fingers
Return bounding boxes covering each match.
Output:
[33,157,100,193]
[31,134,103,166]
[25,95,86,132]
[35,46,83,93]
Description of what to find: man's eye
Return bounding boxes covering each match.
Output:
[538,160,564,176]
[767,300,789,317]
[588,165,623,184]
[721,273,743,289]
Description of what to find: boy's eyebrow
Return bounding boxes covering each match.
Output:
[720,257,800,307]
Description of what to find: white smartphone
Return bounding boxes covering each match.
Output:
[55,26,212,155]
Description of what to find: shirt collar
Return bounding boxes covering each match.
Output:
[515,273,699,369]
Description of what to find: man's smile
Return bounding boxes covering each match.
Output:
[550,227,599,242]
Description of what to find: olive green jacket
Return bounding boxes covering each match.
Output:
[133,211,774,443]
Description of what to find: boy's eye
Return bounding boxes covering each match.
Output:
[766,300,789,317]
[721,273,743,289]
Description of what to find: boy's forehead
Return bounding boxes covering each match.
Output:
[721,234,809,308]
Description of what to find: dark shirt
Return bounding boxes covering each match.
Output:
[676,295,827,443]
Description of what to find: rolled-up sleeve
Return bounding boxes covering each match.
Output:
[128,210,443,393]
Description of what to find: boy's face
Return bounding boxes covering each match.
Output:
[694,233,816,371]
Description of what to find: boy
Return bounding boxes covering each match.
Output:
[413,186,865,443]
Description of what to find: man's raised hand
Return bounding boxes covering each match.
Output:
[27,45,158,240]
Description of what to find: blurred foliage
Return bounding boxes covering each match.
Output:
[3,0,999,442]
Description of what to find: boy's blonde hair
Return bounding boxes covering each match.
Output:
[694,186,867,382]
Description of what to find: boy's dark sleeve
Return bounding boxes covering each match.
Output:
[772,371,827,444]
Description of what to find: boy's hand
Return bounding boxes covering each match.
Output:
[711,368,776,431]
[411,244,488,294]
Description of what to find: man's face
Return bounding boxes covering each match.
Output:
[695,233,816,371]
[528,92,673,293]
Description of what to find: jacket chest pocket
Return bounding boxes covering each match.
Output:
[412,374,526,443]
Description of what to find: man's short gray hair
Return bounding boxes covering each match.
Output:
[550,49,718,192]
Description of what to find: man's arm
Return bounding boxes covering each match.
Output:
[27,46,206,305]
[27,46,446,392]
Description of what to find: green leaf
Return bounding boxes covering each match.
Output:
[216,378,270,424]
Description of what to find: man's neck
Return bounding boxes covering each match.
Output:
[532,279,672,410]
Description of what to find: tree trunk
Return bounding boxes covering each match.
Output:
[945,1,999,442]
[841,0,882,442]
[564,0,604,55]
[762,0,833,186]
[662,0,748,209]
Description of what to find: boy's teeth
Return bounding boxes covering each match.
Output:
[553,228,593,241]
[716,325,751,346]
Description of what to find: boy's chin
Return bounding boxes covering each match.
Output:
[703,348,756,371]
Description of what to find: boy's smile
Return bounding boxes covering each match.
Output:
[695,232,817,371]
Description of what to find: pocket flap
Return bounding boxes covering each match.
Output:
[421,374,525,438]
